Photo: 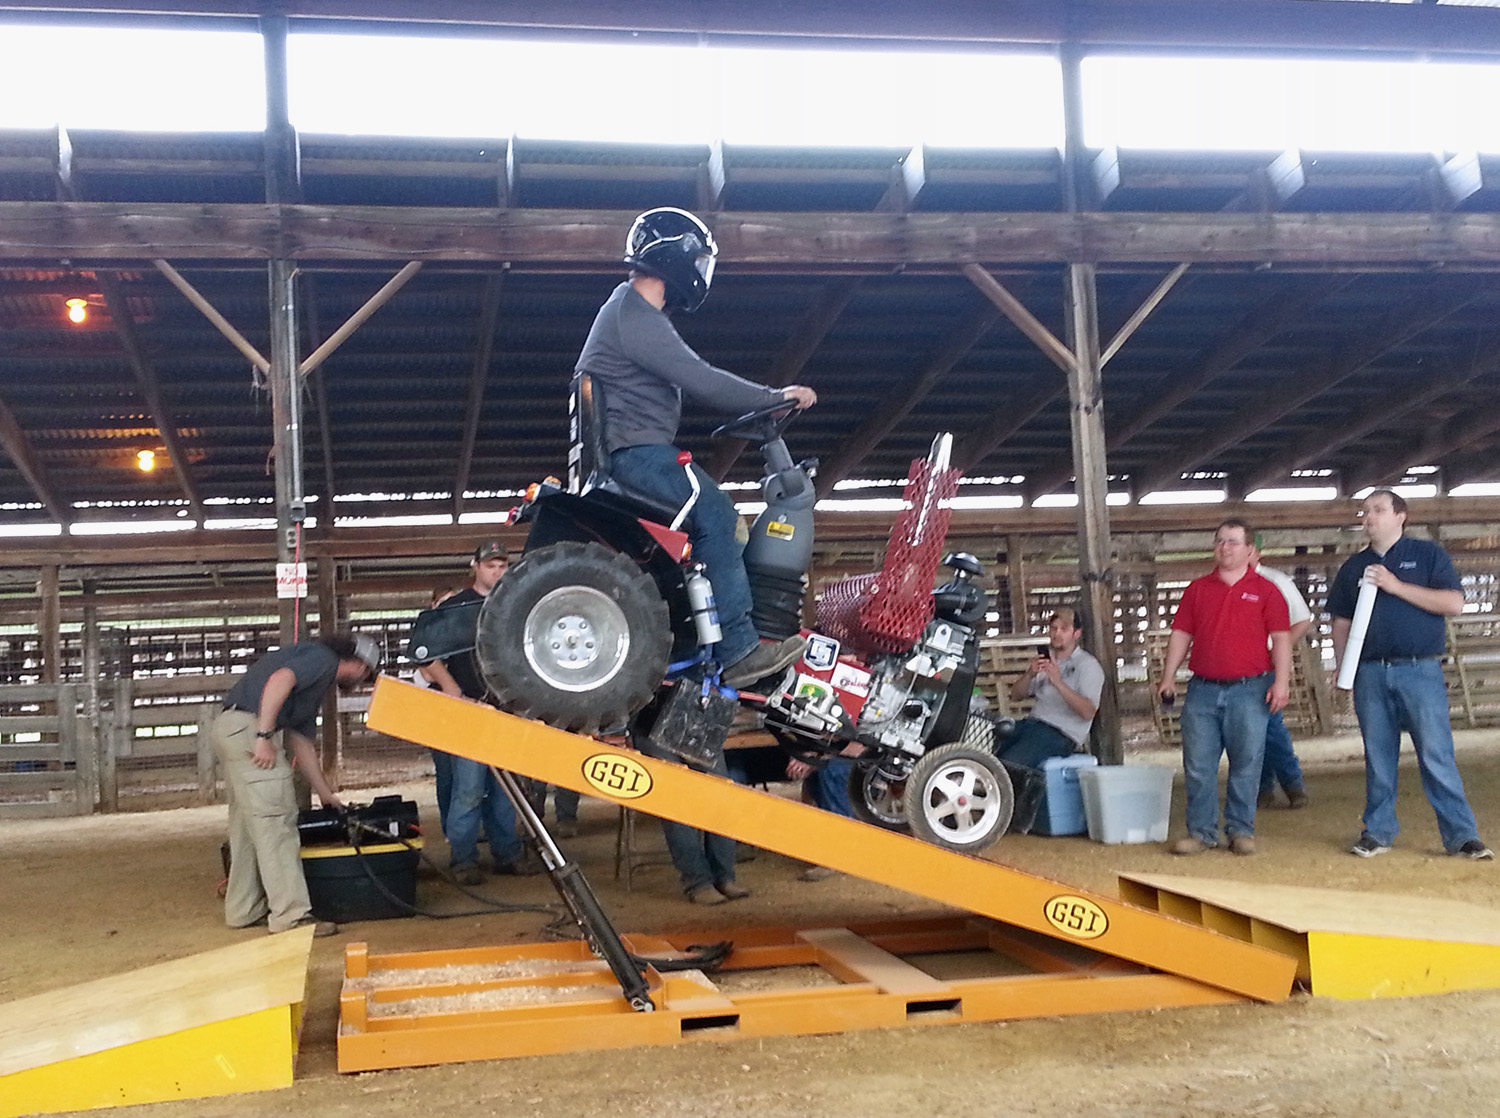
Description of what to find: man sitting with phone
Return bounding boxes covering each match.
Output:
[1000,607,1105,831]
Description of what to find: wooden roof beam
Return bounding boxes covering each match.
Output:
[1133,277,1485,497]
[453,271,506,519]
[8,0,1500,57]
[815,300,1001,496]
[19,206,1500,267]
[95,271,205,522]
[1239,332,1500,495]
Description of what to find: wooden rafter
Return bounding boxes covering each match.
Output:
[1346,400,1500,496]
[815,301,1001,495]
[96,271,205,521]
[708,275,864,481]
[0,392,68,524]
[1029,274,1355,496]
[1134,278,1486,497]
[454,271,505,519]
[299,274,339,519]
[1240,333,1500,495]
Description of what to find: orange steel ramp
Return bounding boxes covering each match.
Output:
[1121,872,1500,1000]
[347,678,1297,1068]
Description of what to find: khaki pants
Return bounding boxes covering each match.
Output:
[212,708,312,933]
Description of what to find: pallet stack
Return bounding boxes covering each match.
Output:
[975,636,1048,719]
[1446,616,1500,728]
[1144,631,1331,747]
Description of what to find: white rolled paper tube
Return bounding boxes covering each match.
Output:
[1336,576,1379,690]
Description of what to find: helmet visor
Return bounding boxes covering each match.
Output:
[694,251,716,290]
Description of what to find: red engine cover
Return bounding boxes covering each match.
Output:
[787,629,874,726]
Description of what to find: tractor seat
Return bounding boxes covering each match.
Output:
[569,373,690,526]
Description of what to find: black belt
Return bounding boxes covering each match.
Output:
[1194,672,1270,686]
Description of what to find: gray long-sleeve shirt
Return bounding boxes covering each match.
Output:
[575,281,782,452]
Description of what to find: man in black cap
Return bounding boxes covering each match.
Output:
[213,632,379,937]
[419,541,534,882]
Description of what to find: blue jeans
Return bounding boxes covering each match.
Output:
[445,755,525,868]
[430,747,454,834]
[1352,659,1480,851]
[636,733,737,892]
[997,717,1078,770]
[1180,674,1271,844]
[609,444,760,666]
[525,780,580,823]
[1258,711,1305,796]
[807,757,856,818]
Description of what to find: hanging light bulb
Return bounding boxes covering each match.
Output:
[65,298,88,325]
[136,450,156,472]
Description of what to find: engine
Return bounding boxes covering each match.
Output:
[853,618,975,758]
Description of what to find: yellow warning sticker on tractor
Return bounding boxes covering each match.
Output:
[1043,895,1109,940]
[766,521,796,540]
[582,753,654,800]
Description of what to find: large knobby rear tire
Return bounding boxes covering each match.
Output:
[846,762,911,832]
[906,741,1014,854]
[476,541,671,735]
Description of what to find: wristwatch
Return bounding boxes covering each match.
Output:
[255,730,276,739]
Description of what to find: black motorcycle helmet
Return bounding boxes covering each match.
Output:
[623,207,718,313]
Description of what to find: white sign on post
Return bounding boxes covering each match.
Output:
[276,562,309,599]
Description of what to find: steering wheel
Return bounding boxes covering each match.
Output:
[711,398,801,440]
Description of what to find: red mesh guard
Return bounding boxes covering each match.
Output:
[816,457,962,655]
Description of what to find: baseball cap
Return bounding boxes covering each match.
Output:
[474,540,509,562]
[351,633,382,677]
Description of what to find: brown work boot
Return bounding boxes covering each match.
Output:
[1257,789,1277,809]
[1229,834,1257,856]
[1286,787,1309,810]
[687,884,728,906]
[723,635,807,689]
[715,881,751,901]
[1169,836,1212,856]
[289,916,340,938]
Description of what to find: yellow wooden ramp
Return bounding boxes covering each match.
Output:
[0,927,313,1117]
[1121,872,1500,1000]
[365,679,1295,1003]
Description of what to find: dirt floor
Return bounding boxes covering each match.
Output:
[7,730,1500,1118]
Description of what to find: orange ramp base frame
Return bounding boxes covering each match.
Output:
[1121,872,1500,1000]
[0,927,313,1118]
[365,679,1295,1001]
[358,678,1296,1059]
[337,916,1250,1071]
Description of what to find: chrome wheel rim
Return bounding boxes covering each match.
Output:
[522,586,630,693]
[919,758,1005,846]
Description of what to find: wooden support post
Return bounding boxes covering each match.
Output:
[79,590,102,812]
[1005,535,1028,632]
[37,566,60,685]
[317,557,344,787]
[1060,44,1120,763]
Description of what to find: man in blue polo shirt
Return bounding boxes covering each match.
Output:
[1158,519,1291,857]
[1328,489,1491,860]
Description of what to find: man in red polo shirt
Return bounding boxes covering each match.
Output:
[1157,518,1291,856]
